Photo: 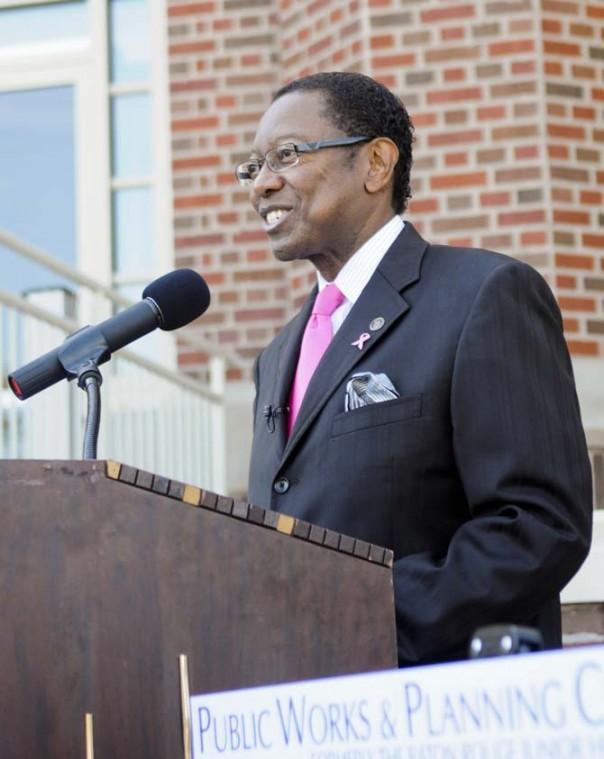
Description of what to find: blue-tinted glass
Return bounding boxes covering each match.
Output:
[0,86,75,294]
[113,187,153,275]
[109,0,150,84]
[111,94,152,178]
[0,1,87,47]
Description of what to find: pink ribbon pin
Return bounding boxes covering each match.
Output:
[352,332,371,350]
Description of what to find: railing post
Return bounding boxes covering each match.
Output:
[209,356,227,494]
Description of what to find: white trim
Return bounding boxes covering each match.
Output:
[0,0,71,7]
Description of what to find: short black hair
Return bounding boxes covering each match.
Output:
[274,72,414,214]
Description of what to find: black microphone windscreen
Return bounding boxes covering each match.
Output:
[143,269,211,331]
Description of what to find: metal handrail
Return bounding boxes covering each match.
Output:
[0,287,222,402]
[0,227,247,370]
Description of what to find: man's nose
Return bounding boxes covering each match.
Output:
[251,162,284,197]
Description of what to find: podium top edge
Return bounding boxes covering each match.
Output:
[104,459,395,571]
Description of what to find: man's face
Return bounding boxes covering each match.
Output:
[249,91,373,277]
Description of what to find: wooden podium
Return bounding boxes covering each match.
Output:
[0,459,396,758]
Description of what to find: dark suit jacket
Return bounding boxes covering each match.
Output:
[248,223,593,666]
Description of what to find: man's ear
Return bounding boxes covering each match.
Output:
[364,138,399,195]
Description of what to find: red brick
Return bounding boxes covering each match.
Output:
[409,198,440,214]
[511,60,536,75]
[552,188,574,203]
[553,210,591,225]
[412,113,438,127]
[234,308,285,321]
[489,39,534,56]
[431,172,487,190]
[427,87,482,104]
[481,191,511,207]
[563,317,580,332]
[555,254,594,269]
[217,212,238,224]
[558,296,596,311]
[246,249,270,263]
[477,105,506,120]
[515,145,539,159]
[170,79,216,93]
[444,68,466,82]
[172,155,222,171]
[498,210,546,225]
[587,5,604,18]
[370,35,394,49]
[421,5,475,22]
[234,230,267,243]
[544,40,581,55]
[545,61,564,75]
[168,2,215,17]
[547,124,585,140]
[441,27,466,41]
[174,193,223,209]
[573,106,596,120]
[372,54,415,68]
[548,145,570,159]
[573,65,597,79]
[542,1,579,14]
[583,234,604,248]
[542,19,563,33]
[569,23,595,38]
[216,134,237,147]
[427,129,482,146]
[580,191,603,204]
[567,340,600,356]
[169,41,216,54]
[213,18,233,31]
[174,234,224,249]
[557,275,577,289]
[521,231,547,246]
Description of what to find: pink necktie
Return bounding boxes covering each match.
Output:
[288,283,345,435]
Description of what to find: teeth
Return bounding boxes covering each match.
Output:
[266,209,286,225]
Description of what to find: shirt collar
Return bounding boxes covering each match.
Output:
[317,215,404,304]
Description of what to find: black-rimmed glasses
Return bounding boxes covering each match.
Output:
[235,136,371,186]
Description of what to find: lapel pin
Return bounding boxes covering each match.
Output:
[369,317,385,331]
[352,332,371,350]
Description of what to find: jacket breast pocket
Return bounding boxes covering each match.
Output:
[330,393,423,438]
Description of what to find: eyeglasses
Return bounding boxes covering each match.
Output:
[235,136,371,186]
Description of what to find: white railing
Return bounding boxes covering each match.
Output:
[0,229,241,493]
[590,445,604,511]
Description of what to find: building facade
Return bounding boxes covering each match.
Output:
[0,0,602,636]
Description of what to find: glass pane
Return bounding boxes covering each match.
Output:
[0,1,87,47]
[0,86,75,294]
[113,186,153,276]
[109,0,150,84]
[111,93,152,178]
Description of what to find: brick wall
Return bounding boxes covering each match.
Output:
[166,0,604,379]
[168,0,283,381]
[543,0,604,356]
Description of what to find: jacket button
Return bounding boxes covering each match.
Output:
[273,477,290,494]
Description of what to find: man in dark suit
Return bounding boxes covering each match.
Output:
[241,72,592,666]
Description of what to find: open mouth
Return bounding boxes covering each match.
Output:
[261,207,292,232]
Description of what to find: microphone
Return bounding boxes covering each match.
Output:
[8,269,210,401]
[263,404,289,433]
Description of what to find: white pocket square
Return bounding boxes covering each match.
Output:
[344,372,399,411]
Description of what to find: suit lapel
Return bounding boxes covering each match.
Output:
[281,223,428,463]
[270,289,316,453]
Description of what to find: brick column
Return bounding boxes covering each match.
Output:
[167,0,604,378]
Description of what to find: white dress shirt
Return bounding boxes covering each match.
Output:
[317,215,404,334]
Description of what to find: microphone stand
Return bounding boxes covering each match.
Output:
[57,326,110,460]
[77,363,103,459]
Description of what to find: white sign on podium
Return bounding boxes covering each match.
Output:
[190,645,604,758]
